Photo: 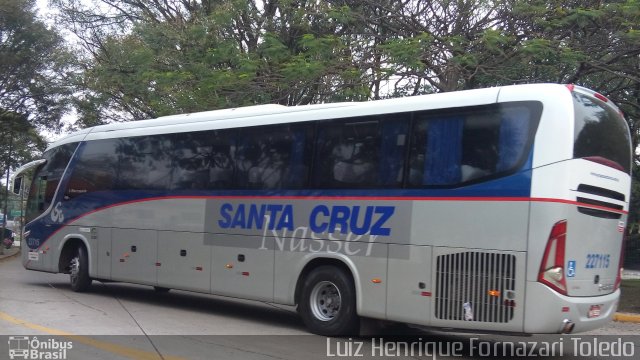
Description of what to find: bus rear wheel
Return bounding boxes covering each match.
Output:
[298,265,359,336]
[69,246,92,292]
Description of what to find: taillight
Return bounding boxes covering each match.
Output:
[594,92,609,103]
[538,220,568,295]
[582,156,625,172]
[614,237,626,290]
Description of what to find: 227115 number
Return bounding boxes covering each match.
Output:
[585,254,610,269]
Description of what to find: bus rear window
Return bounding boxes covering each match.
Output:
[573,93,631,174]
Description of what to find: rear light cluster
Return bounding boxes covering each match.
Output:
[539,217,626,294]
[566,84,609,103]
[566,83,625,117]
[538,220,568,295]
[582,156,626,172]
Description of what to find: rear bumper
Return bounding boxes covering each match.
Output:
[524,281,619,333]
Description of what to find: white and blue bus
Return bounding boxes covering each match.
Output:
[13,84,631,336]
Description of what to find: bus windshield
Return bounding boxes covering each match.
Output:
[573,92,631,173]
[25,143,78,224]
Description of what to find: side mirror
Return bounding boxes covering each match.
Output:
[12,176,22,195]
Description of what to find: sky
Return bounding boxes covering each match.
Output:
[33,0,78,142]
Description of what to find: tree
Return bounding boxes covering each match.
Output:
[50,0,639,151]
[0,114,47,173]
[52,0,374,125]
[0,0,68,178]
[0,112,46,230]
[0,0,74,131]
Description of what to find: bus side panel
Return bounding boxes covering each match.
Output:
[350,242,388,319]
[209,235,274,302]
[386,244,432,325]
[111,229,158,286]
[157,231,211,293]
[410,201,530,251]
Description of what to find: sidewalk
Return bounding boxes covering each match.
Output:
[0,245,19,261]
[622,269,640,280]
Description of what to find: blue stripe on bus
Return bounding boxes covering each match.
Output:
[24,168,532,250]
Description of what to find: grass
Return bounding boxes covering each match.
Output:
[619,279,640,313]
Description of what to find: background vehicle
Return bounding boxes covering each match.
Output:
[0,213,15,232]
[13,84,631,336]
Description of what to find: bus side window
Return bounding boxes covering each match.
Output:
[408,104,535,187]
[460,114,499,182]
[248,135,288,189]
[234,129,263,189]
[65,140,117,199]
[379,116,409,187]
[116,136,172,191]
[461,106,534,181]
[237,125,311,190]
[208,141,234,189]
[287,127,312,188]
[314,118,380,188]
[408,115,464,186]
[171,130,234,190]
[407,120,428,186]
[496,106,532,172]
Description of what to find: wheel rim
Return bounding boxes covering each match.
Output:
[309,281,341,321]
[70,256,80,285]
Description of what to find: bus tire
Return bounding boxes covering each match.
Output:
[298,265,359,336]
[69,245,92,292]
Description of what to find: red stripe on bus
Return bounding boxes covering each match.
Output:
[28,195,627,252]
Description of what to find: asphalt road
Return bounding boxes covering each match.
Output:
[0,255,638,360]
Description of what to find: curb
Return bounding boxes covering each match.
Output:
[0,247,20,262]
[613,312,640,323]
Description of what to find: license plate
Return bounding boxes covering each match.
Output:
[588,305,601,318]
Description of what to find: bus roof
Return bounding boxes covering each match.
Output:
[46,84,569,149]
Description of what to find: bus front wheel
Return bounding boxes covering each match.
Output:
[298,265,359,336]
[69,245,92,292]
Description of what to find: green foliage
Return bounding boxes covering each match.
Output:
[0,0,66,171]
[52,0,640,160]
[19,0,640,247]
[0,0,72,130]
[63,0,378,121]
[379,33,433,72]
[0,112,47,179]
